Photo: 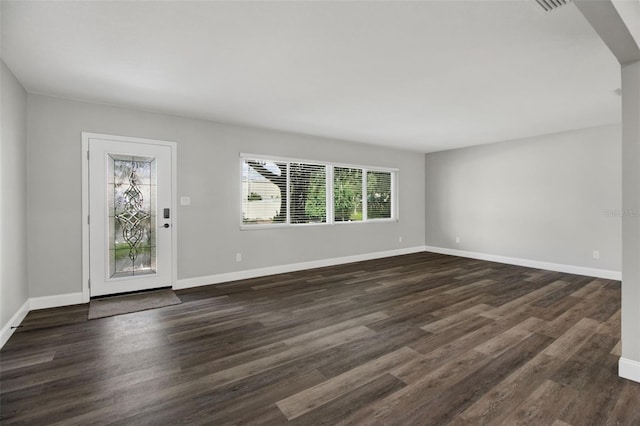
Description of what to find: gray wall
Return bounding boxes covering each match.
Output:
[425,124,621,272]
[621,60,640,365]
[26,94,426,298]
[1,60,29,328]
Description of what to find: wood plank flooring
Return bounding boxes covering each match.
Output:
[1,252,639,425]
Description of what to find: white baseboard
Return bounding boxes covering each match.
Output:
[174,246,426,290]
[0,245,621,350]
[29,292,84,310]
[1,292,86,350]
[424,246,621,281]
[619,357,640,383]
[0,299,30,348]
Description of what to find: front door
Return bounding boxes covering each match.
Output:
[87,134,175,297]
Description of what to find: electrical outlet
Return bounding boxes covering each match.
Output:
[399,236,403,243]
[593,250,600,260]
[236,253,242,262]
[455,236,461,244]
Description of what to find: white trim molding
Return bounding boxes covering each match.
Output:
[175,246,426,290]
[619,357,640,383]
[0,299,30,349]
[81,132,178,302]
[424,246,621,281]
[2,244,623,350]
[0,293,85,350]
[29,293,84,310]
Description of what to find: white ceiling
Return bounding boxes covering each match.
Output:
[1,0,621,153]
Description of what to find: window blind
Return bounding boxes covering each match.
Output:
[241,155,396,227]
[366,171,392,219]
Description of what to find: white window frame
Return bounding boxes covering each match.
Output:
[240,153,398,230]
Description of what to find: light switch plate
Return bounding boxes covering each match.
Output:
[180,196,191,206]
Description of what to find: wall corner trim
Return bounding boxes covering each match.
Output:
[1,293,85,350]
[619,357,640,383]
[0,299,31,349]
[174,246,427,290]
[424,246,621,281]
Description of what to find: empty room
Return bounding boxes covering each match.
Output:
[2,0,640,424]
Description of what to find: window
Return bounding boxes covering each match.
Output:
[334,167,362,222]
[290,163,327,224]
[242,160,287,225]
[241,155,396,227]
[366,171,392,220]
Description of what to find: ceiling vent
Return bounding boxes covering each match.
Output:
[532,0,573,12]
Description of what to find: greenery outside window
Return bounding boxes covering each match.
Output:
[334,167,363,222]
[290,163,327,224]
[367,170,392,220]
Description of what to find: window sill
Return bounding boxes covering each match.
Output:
[240,218,398,230]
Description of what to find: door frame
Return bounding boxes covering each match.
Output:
[81,132,178,303]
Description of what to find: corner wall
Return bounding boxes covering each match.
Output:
[620,60,640,382]
[425,124,621,277]
[26,94,426,298]
[0,60,29,344]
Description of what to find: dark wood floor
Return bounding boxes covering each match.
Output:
[1,252,639,425]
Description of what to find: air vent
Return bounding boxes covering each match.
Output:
[532,0,573,12]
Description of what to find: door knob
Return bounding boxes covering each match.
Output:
[162,223,170,228]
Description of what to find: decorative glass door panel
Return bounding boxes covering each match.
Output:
[88,136,174,297]
[108,155,157,278]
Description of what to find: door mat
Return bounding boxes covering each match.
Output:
[88,289,181,319]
